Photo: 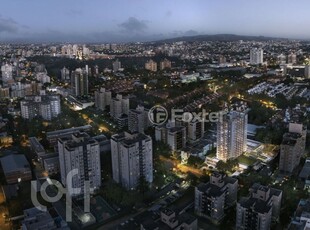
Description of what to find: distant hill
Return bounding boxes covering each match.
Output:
[154,34,288,43]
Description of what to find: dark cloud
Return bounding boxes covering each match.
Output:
[119,17,148,33]
[0,15,19,33]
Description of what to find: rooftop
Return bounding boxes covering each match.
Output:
[299,158,310,180]
[0,154,30,174]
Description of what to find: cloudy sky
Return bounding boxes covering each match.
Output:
[1,0,310,42]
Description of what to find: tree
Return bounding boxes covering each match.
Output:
[187,155,204,168]
[216,159,239,172]
[137,176,149,195]
[216,160,229,172]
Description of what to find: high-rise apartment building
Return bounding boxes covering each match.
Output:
[72,68,88,96]
[128,105,150,133]
[236,183,282,230]
[111,132,153,190]
[112,59,121,72]
[155,121,187,151]
[61,67,70,81]
[94,87,111,111]
[1,63,14,86]
[216,110,248,161]
[277,54,287,64]
[195,172,238,222]
[279,123,307,175]
[110,94,129,119]
[20,94,61,120]
[159,59,172,70]
[58,132,101,196]
[187,120,204,143]
[287,53,297,64]
[167,126,187,151]
[145,59,157,72]
[250,48,263,65]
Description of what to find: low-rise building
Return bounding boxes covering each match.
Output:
[288,199,310,230]
[0,154,32,184]
[29,137,46,161]
[41,153,60,175]
[140,209,197,230]
[21,207,69,230]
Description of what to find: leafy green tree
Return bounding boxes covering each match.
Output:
[187,155,204,168]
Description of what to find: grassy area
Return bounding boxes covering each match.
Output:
[237,155,256,166]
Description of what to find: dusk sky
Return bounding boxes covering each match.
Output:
[1,0,310,42]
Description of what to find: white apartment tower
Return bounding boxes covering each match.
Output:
[61,67,70,81]
[20,95,61,120]
[112,59,121,72]
[216,110,248,161]
[250,48,263,65]
[94,87,111,110]
[111,132,153,190]
[128,105,150,133]
[1,63,14,86]
[110,94,129,119]
[58,132,101,196]
[187,120,204,143]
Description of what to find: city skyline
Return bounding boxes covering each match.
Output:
[1,2,310,229]
[2,0,310,43]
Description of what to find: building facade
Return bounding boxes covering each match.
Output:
[20,95,61,120]
[128,105,150,133]
[111,132,153,190]
[279,123,307,175]
[110,94,129,119]
[250,48,263,65]
[236,183,282,230]
[187,120,204,143]
[112,59,121,72]
[94,87,111,110]
[58,132,101,196]
[195,172,238,222]
[145,59,157,72]
[159,59,172,70]
[216,110,247,161]
[72,68,88,96]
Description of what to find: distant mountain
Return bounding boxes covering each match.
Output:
[154,34,288,43]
